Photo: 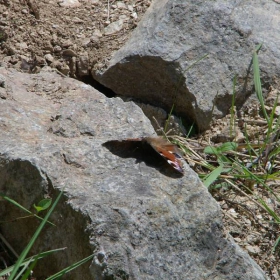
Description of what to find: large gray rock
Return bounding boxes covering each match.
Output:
[92,0,280,131]
[0,66,267,279]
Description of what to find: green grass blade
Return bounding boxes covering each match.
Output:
[219,142,238,153]
[0,248,66,277]
[186,122,195,138]
[257,197,280,223]
[252,44,269,122]
[164,103,175,133]
[8,191,64,280]
[20,257,38,280]
[243,124,259,166]
[14,259,32,280]
[0,193,55,226]
[204,145,218,155]
[203,163,224,188]
[272,235,280,253]
[0,193,34,215]
[230,74,237,138]
[237,161,280,204]
[45,254,94,280]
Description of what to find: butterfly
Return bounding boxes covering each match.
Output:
[104,137,184,174]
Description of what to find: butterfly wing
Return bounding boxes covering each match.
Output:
[104,137,184,173]
[145,137,184,173]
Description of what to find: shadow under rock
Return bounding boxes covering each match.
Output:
[103,140,183,178]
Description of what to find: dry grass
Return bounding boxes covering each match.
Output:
[170,86,280,279]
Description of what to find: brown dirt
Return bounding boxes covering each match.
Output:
[0,0,151,76]
[0,0,278,279]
